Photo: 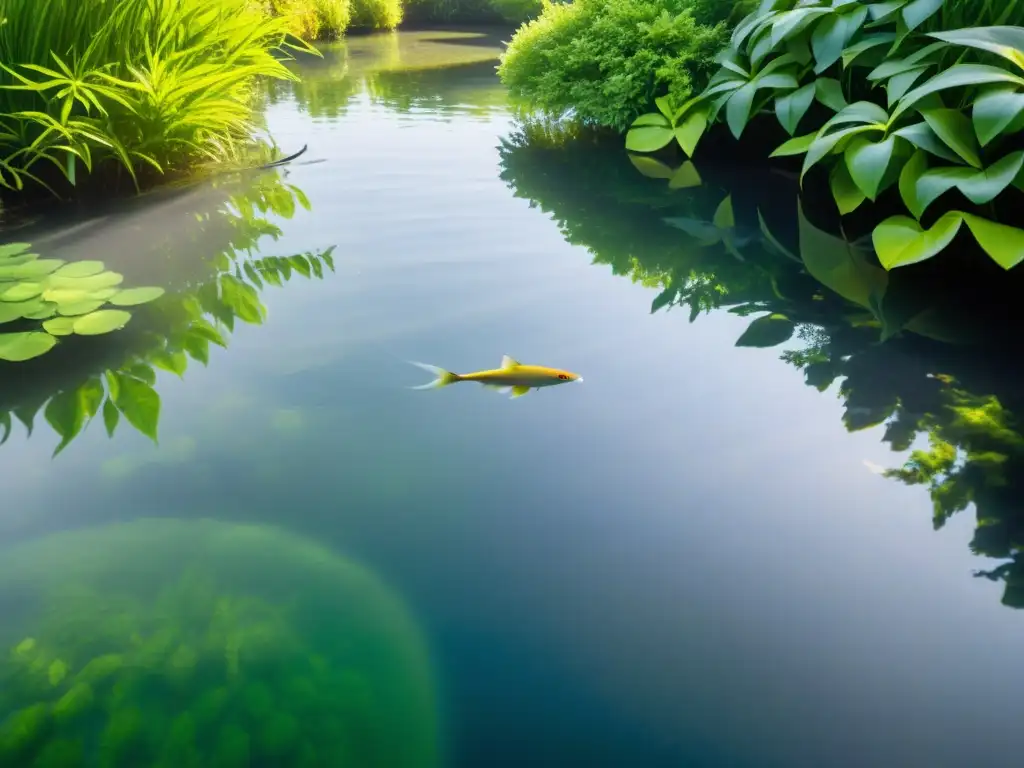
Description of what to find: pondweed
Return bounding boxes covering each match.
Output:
[0,0,312,199]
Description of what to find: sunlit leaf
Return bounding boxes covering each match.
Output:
[844,134,896,200]
[914,151,1024,216]
[668,161,703,189]
[674,109,708,156]
[712,195,735,229]
[798,202,887,308]
[0,331,56,361]
[928,27,1024,71]
[52,260,105,278]
[830,162,866,214]
[872,212,963,269]
[108,286,165,306]
[624,126,674,153]
[0,259,63,279]
[628,154,675,179]
[960,213,1024,269]
[45,388,85,457]
[0,243,31,259]
[41,316,77,336]
[57,299,105,317]
[893,64,1024,121]
[770,132,816,157]
[72,310,131,335]
[919,108,982,168]
[899,150,929,219]
[735,313,796,347]
[112,373,159,443]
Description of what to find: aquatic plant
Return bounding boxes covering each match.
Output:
[0,518,442,767]
[498,0,756,131]
[0,243,164,363]
[0,0,311,199]
[625,0,1024,270]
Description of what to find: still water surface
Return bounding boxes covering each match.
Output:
[2,29,1024,768]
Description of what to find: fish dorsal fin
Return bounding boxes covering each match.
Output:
[501,355,521,369]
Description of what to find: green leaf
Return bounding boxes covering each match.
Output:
[112,373,159,443]
[893,64,1024,121]
[775,83,815,135]
[893,122,961,163]
[52,260,105,278]
[654,96,674,121]
[102,398,119,438]
[47,271,123,292]
[628,154,675,179]
[107,286,165,306]
[0,331,56,361]
[0,243,31,259]
[668,162,703,189]
[630,112,671,129]
[45,388,85,457]
[830,162,867,214]
[928,27,1024,71]
[815,78,848,111]
[80,378,104,420]
[844,134,896,200]
[0,282,42,302]
[41,316,78,336]
[919,108,982,168]
[712,195,735,229]
[812,6,868,73]
[770,132,816,157]
[901,0,942,32]
[872,212,963,268]
[674,110,707,156]
[972,86,1024,146]
[220,276,264,325]
[802,124,883,181]
[0,259,63,280]
[899,150,929,218]
[771,7,833,48]
[735,313,796,347]
[960,213,1024,269]
[72,310,132,335]
[841,32,897,66]
[885,65,930,107]
[184,332,210,365]
[151,349,188,378]
[726,83,757,139]
[625,126,674,153]
[57,300,105,316]
[915,151,1024,216]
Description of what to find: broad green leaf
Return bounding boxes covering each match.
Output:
[58,300,105,317]
[45,388,85,457]
[712,196,735,230]
[23,302,57,321]
[184,332,210,365]
[972,86,1024,146]
[112,373,160,443]
[901,0,942,32]
[80,378,104,420]
[0,259,63,280]
[822,100,889,129]
[885,65,930,107]
[928,27,1024,71]
[775,83,815,134]
[152,349,188,377]
[108,286,165,306]
[726,83,757,139]
[872,212,963,268]
[102,398,119,438]
[960,213,1024,269]
[770,7,833,48]
[0,331,57,361]
[52,260,105,278]
[830,162,866,213]
[893,64,1024,121]
[735,313,796,347]
[72,310,132,335]
[625,126,674,153]
[770,132,816,157]
[899,150,929,218]
[42,316,77,336]
[675,110,708,156]
[893,122,961,163]
[866,0,907,22]
[669,162,703,189]
[845,134,896,200]
[0,282,42,302]
[0,243,31,259]
[798,201,887,308]
[841,33,897,66]
[630,112,671,129]
[811,6,868,73]
[47,272,123,291]
[815,78,848,111]
[628,154,675,179]
[0,300,39,324]
[654,96,674,121]
[915,151,1024,216]
[920,108,981,168]
[126,364,156,386]
[802,124,883,181]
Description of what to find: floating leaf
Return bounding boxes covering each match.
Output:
[0,282,42,302]
[0,331,57,361]
[872,212,963,269]
[43,288,92,304]
[0,259,63,279]
[0,243,31,259]
[72,310,132,335]
[735,313,796,347]
[52,260,105,278]
[23,302,57,320]
[107,286,165,306]
[42,316,78,336]
[58,300,106,317]
[0,299,43,324]
[47,271,123,291]
[112,373,160,442]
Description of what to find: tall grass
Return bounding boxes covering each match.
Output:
[0,0,310,199]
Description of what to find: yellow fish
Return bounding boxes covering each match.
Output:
[410,355,582,398]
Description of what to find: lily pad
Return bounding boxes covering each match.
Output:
[108,287,165,306]
[58,300,106,317]
[0,331,57,361]
[0,259,64,280]
[0,282,43,302]
[42,317,78,336]
[42,288,92,305]
[72,310,132,335]
[0,299,45,324]
[23,302,58,320]
[0,243,31,259]
[52,261,106,278]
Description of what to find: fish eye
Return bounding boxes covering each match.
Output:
[558,374,569,380]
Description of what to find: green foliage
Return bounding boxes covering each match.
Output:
[628,0,1024,270]
[254,0,352,39]
[350,0,404,29]
[0,0,310,198]
[0,519,442,767]
[489,0,544,23]
[498,0,750,132]
[0,243,164,364]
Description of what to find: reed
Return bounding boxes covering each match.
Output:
[0,0,310,199]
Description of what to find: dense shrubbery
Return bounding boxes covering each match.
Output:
[253,0,353,40]
[402,0,541,24]
[0,0,307,199]
[497,0,756,131]
[349,0,405,30]
[627,0,1024,271]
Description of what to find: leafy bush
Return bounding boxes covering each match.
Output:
[626,0,1024,271]
[255,0,352,39]
[497,0,755,132]
[489,0,544,23]
[350,0,404,29]
[0,0,307,199]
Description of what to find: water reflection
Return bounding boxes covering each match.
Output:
[499,120,1024,610]
[0,172,335,455]
[0,518,442,766]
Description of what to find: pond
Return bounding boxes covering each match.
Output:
[2,28,1024,768]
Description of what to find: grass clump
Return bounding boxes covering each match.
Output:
[0,0,308,200]
[497,0,756,132]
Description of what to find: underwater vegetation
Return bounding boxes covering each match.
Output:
[0,518,443,768]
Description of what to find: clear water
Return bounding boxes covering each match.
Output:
[2,29,1024,768]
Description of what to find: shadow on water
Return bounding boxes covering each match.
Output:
[498,119,1024,611]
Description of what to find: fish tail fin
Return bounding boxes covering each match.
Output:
[408,361,460,390]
